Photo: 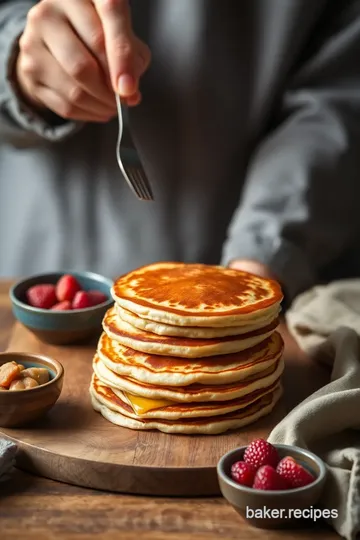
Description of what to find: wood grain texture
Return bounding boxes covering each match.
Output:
[1,323,286,496]
[0,281,14,351]
[0,467,336,540]
[0,280,337,539]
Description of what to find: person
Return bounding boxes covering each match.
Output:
[1,0,360,305]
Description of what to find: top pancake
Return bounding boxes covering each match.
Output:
[112,262,283,327]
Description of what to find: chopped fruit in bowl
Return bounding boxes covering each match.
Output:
[0,351,64,427]
[72,290,93,310]
[25,273,110,311]
[243,438,279,469]
[88,290,108,305]
[217,439,327,529]
[0,360,50,391]
[252,465,289,490]
[10,271,114,345]
[276,456,315,488]
[229,438,315,491]
[231,461,256,487]
[26,284,57,310]
[51,300,72,311]
[56,274,81,302]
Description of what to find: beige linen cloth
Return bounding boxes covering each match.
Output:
[0,438,17,481]
[268,279,360,540]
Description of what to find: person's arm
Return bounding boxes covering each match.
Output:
[0,0,81,143]
[222,1,360,302]
[0,0,150,145]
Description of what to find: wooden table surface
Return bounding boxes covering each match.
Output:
[0,280,337,540]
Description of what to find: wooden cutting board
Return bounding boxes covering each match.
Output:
[0,323,286,496]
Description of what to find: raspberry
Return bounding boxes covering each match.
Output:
[72,291,92,309]
[243,438,279,469]
[230,460,256,487]
[253,465,289,491]
[276,456,315,488]
[26,284,57,309]
[88,290,108,306]
[56,274,81,302]
[51,300,72,311]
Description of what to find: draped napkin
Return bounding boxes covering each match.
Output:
[268,279,360,540]
[0,438,17,481]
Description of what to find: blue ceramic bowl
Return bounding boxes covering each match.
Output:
[10,271,114,345]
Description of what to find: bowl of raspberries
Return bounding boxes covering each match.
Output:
[217,438,327,529]
[10,271,114,345]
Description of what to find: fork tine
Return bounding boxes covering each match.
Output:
[133,167,152,200]
[130,166,153,200]
[115,93,154,201]
[136,167,154,200]
[129,176,144,199]
[127,166,150,200]
[119,162,143,199]
[132,168,152,201]
[126,166,145,198]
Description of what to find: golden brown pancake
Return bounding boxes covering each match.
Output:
[111,262,283,327]
[103,307,279,358]
[97,331,284,386]
[93,354,284,402]
[90,380,283,434]
[116,304,280,338]
[90,374,279,419]
[92,263,284,434]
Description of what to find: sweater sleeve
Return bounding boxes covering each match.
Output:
[221,1,360,301]
[0,0,82,143]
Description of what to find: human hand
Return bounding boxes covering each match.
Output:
[228,259,275,280]
[15,0,151,122]
[230,260,286,314]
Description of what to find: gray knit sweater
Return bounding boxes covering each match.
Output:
[1,0,360,301]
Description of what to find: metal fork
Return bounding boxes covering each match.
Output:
[115,94,154,201]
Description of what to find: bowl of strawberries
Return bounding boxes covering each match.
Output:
[10,271,113,345]
[217,438,327,529]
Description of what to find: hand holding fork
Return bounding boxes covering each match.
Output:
[16,0,153,199]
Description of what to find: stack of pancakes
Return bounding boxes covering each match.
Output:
[90,262,284,435]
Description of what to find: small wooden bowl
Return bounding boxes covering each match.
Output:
[217,444,327,529]
[0,352,64,427]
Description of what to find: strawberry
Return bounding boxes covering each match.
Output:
[51,300,72,311]
[253,465,289,491]
[72,291,92,309]
[231,460,256,487]
[56,274,81,302]
[243,438,279,469]
[26,284,57,309]
[88,290,108,306]
[276,456,315,488]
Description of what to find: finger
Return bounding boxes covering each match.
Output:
[35,85,112,122]
[93,0,137,96]
[61,0,109,77]
[134,37,151,77]
[20,46,116,119]
[119,52,148,104]
[125,91,142,107]
[229,260,275,279]
[41,12,114,107]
